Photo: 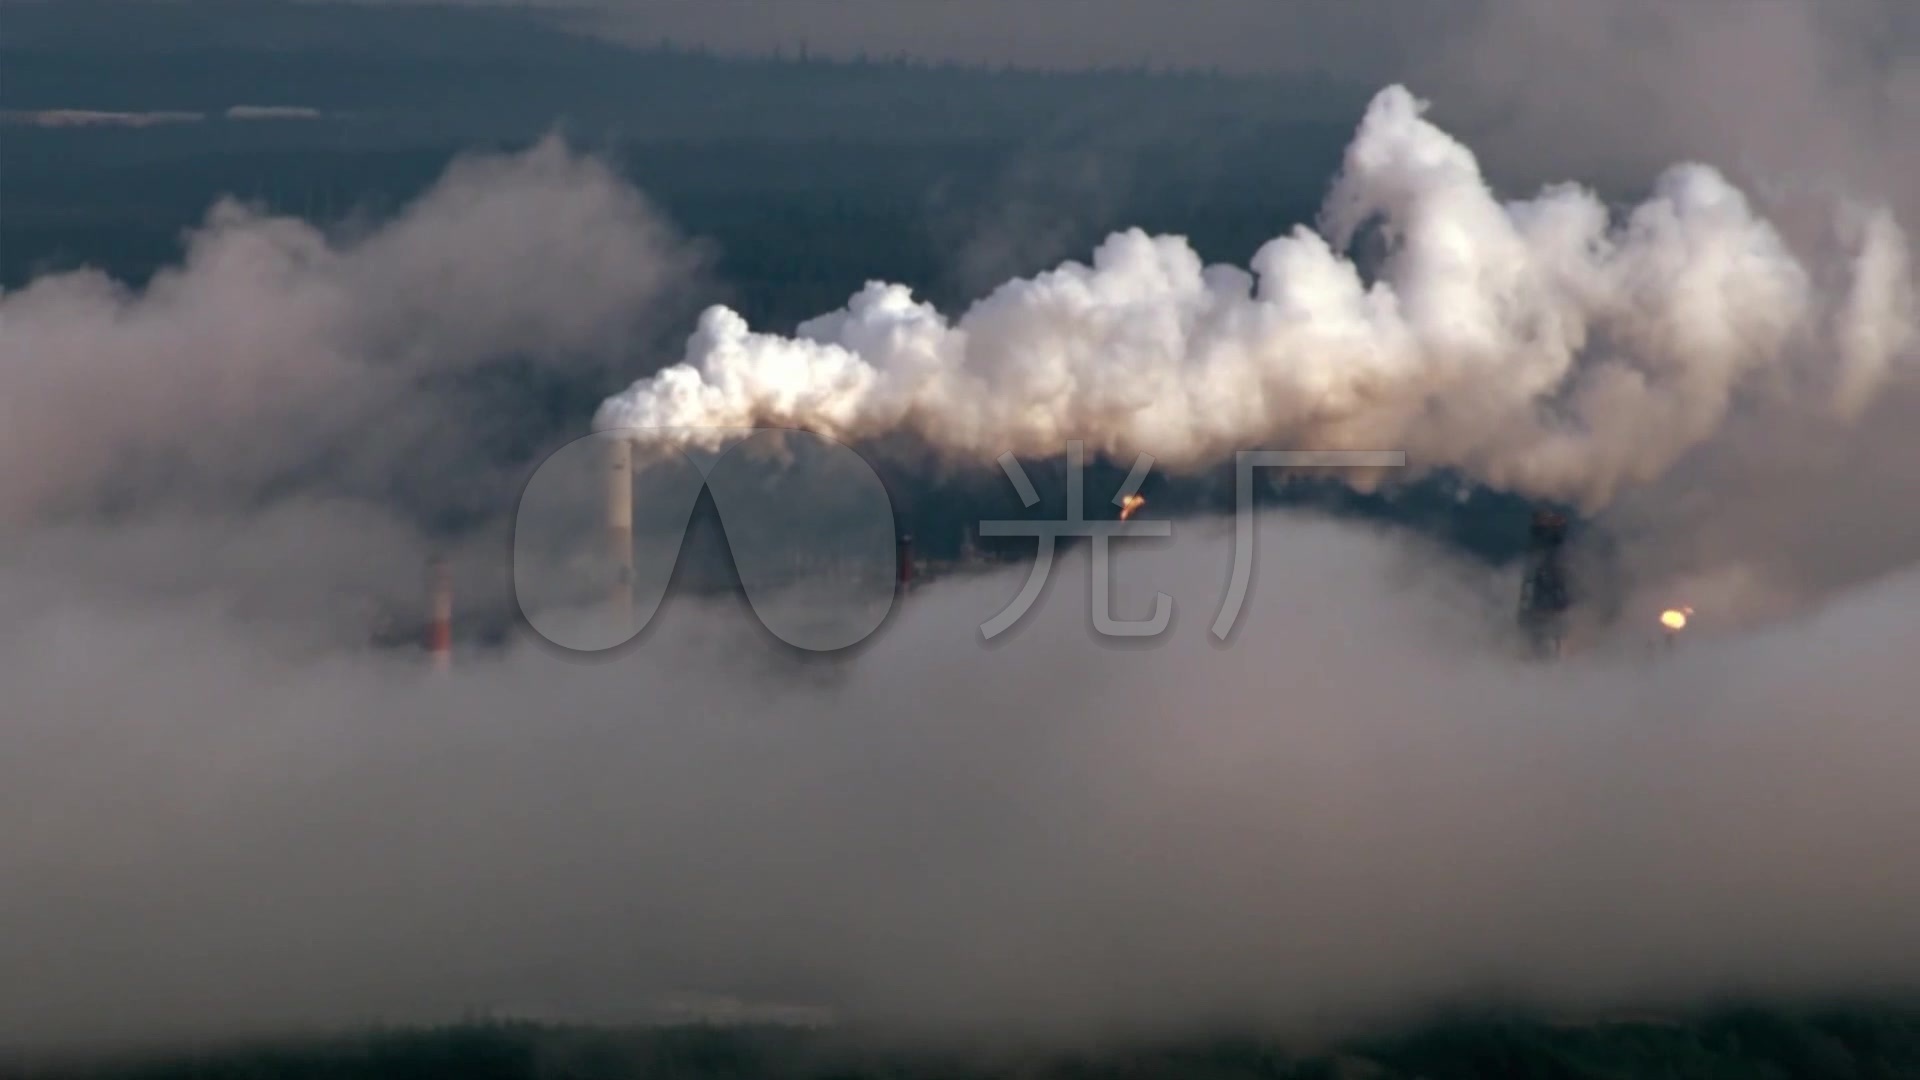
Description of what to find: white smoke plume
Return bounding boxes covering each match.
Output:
[596,86,1916,510]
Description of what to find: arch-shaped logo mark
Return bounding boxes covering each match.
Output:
[515,428,898,652]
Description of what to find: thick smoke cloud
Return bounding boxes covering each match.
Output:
[0,135,696,524]
[0,134,701,639]
[597,86,1916,511]
[1430,0,1919,214]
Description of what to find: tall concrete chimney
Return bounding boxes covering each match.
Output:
[607,435,634,631]
[426,555,453,673]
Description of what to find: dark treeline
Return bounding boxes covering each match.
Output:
[32,1005,1920,1079]
[1,1,1366,139]
[0,129,1347,321]
[2,0,1362,314]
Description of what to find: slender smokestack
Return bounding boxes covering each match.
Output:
[607,436,634,631]
[426,555,452,673]
[1518,510,1571,660]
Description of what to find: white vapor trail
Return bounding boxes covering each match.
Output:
[596,86,1915,510]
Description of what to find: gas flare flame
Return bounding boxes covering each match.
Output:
[1118,494,1147,522]
[1659,606,1693,632]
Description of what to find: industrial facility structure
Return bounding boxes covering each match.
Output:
[398,441,1630,668]
[1517,510,1573,659]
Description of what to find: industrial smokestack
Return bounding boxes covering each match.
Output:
[607,436,634,632]
[425,555,452,673]
[896,533,914,592]
[1518,510,1571,660]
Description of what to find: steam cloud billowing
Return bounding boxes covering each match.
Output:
[2,44,1920,1060]
[0,135,693,524]
[0,134,700,634]
[598,86,1915,511]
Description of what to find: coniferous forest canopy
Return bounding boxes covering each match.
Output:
[35,1008,1920,1079]
[1,0,1364,325]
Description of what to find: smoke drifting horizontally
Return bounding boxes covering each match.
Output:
[596,86,1916,510]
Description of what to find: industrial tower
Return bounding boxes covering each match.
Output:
[1518,510,1573,659]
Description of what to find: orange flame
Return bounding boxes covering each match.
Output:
[1659,606,1693,632]
[1119,494,1147,521]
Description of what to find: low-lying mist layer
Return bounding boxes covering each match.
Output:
[2,517,1918,1054]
